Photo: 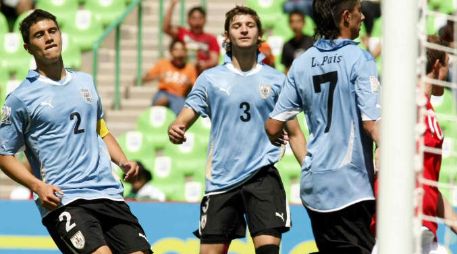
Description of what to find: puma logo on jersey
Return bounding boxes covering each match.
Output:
[40,99,54,108]
[275,212,284,222]
[218,87,230,96]
[138,233,148,241]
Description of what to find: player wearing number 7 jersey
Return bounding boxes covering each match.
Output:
[266,0,380,253]
[0,9,151,254]
[168,6,305,254]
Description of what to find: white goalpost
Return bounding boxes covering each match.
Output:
[377,0,418,253]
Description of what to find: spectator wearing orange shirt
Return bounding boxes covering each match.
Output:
[137,40,197,115]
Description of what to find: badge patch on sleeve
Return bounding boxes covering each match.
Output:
[0,106,11,124]
[369,76,380,93]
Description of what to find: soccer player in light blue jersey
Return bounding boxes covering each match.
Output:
[265,0,380,253]
[168,6,306,254]
[0,9,151,254]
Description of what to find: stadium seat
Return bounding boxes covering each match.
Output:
[84,0,127,27]
[246,0,286,29]
[117,131,156,161]
[0,12,8,36]
[64,9,104,52]
[61,32,82,69]
[0,33,34,78]
[36,0,79,29]
[150,155,187,200]
[12,10,33,32]
[136,106,176,150]
[162,132,207,179]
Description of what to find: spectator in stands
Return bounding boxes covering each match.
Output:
[266,0,380,253]
[137,39,197,115]
[281,10,314,73]
[283,0,313,18]
[259,40,275,67]
[1,0,34,31]
[124,161,165,202]
[168,6,305,254]
[361,0,381,37]
[0,9,151,254]
[163,0,220,74]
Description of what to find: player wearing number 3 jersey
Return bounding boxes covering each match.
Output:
[168,6,305,254]
[0,9,151,254]
[266,0,380,253]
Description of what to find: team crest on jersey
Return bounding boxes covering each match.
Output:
[0,106,11,125]
[80,89,93,104]
[70,230,85,250]
[259,84,272,99]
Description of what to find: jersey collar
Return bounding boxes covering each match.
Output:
[28,69,73,86]
[223,52,264,76]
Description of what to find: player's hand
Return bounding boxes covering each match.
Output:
[120,160,139,181]
[35,182,62,210]
[269,129,289,147]
[168,124,187,144]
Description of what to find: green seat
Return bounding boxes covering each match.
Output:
[370,17,382,38]
[84,0,127,27]
[36,0,79,29]
[0,33,34,78]
[13,10,33,32]
[246,0,285,29]
[162,133,207,180]
[61,32,82,69]
[136,106,176,150]
[150,154,187,200]
[117,131,156,160]
[64,9,104,51]
[0,12,8,36]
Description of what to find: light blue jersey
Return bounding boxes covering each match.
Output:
[0,70,123,217]
[271,39,381,212]
[185,54,284,193]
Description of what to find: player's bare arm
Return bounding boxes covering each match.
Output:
[168,107,199,144]
[0,155,62,209]
[285,117,307,165]
[102,132,139,181]
[265,117,287,146]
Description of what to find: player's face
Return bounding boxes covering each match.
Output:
[347,2,365,39]
[25,19,62,64]
[289,14,304,34]
[188,11,205,32]
[226,14,260,51]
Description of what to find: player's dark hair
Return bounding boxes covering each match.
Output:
[169,39,186,52]
[20,9,60,44]
[426,35,448,74]
[313,0,358,40]
[188,6,206,18]
[223,6,263,53]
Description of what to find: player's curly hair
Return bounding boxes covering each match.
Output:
[20,9,60,44]
[223,6,263,53]
[313,0,359,40]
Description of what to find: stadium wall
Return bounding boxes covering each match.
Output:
[0,200,455,253]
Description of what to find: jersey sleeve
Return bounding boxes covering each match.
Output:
[184,73,210,117]
[353,51,381,121]
[0,95,28,155]
[270,65,303,121]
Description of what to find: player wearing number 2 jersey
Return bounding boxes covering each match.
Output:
[168,6,305,254]
[0,9,151,254]
[266,0,380,253]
